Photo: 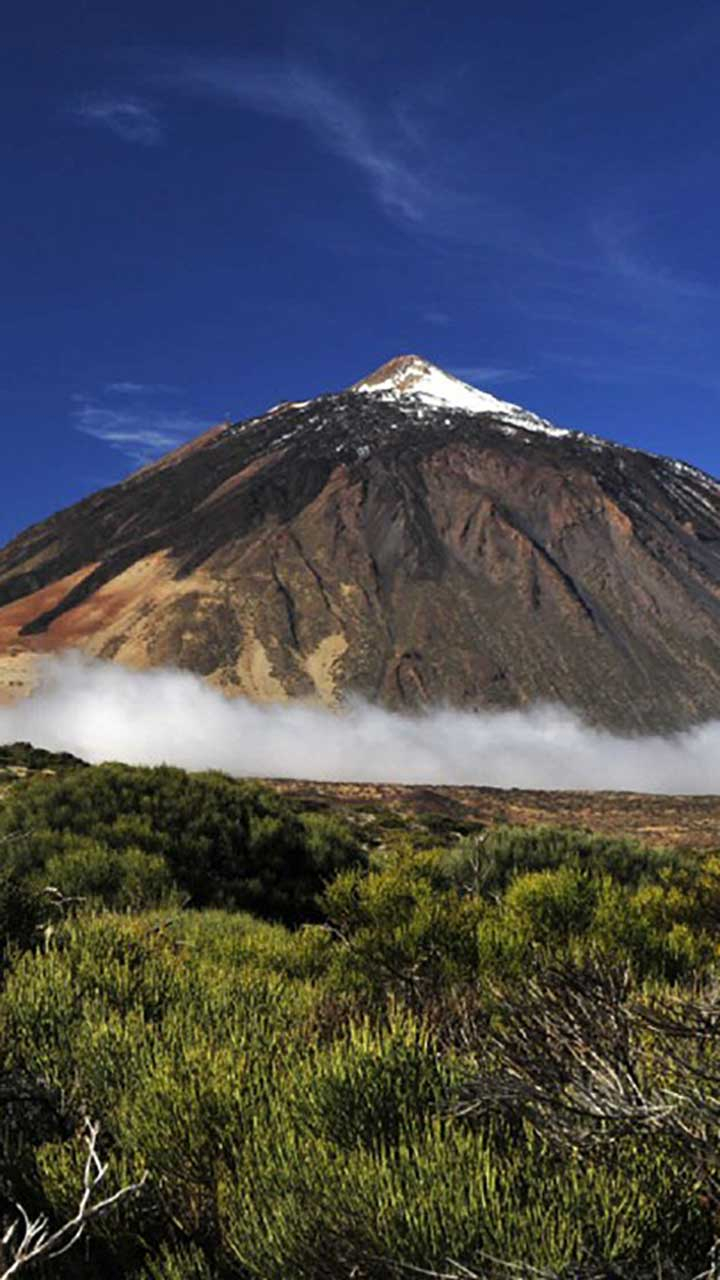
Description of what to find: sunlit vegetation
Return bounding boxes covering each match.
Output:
[1,757,720,1277]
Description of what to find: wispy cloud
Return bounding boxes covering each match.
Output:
[74,97,164,145]
[161,57,430,222]
[422,310,451,327]
[119,52,561,261]
[73,394,206,463]
[105,381,180,395]
[593,212,717,304]
[160,58,547,256]
[541,348,720,397]
[451,365,533,385]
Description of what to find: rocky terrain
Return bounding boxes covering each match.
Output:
[2,354,720,731]
[272,776,720,852]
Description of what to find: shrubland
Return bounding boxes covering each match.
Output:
[0,758,719,1277]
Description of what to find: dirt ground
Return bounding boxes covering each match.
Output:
[270,778,720,851]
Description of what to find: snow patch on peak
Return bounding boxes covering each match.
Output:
[353,355,569,437]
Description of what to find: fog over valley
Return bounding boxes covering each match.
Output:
[4,653,720,794]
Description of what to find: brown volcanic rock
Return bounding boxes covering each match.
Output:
[2,355,720,730]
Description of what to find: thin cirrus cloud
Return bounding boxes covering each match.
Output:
[422,310,451,327]
[74,97,164,145]
[73,393,207,464]
[451,365,534,386]
[592,212,718,305]
[161,57,431,223]
[157,56,550,258]
[105,381,181,395]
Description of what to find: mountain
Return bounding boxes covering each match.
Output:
[2,354,720,732]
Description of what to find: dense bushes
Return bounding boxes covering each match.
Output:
[0,740,88,773]
[0,764,363,922]
[0,870,43,965]
[442,823,689,894]
[1,762,720,1277]
[0,898,714,1279]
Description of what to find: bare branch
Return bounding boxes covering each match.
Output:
[0,1119,147,1278]
[41,886,87,911]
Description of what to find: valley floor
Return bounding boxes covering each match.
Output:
[271,776,720,851]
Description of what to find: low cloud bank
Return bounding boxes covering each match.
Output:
[2,654,719,794]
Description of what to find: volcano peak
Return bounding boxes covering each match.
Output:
[1,352,719,732]
[352,354,562,433]
[353,353,439,391]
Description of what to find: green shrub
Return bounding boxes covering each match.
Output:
[448,824,686,897]
[137,1242,215,1279]
[321,849,484,1000]
[44,839,175,910]
[0,764,364,921]
[0,769,717,1280]
[287,1008,459,1151]
[503,865,598,944]
[0,869,42,962]
[220,1116,708,1280]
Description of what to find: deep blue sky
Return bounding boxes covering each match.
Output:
[3,0,720,544]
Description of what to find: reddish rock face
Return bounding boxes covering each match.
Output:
[2,357,720,731]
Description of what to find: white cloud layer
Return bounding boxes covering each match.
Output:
[2,654,720,795]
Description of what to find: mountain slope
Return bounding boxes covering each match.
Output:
[2,354,720,731]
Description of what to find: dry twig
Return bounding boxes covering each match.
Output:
[0,1119,147,1278]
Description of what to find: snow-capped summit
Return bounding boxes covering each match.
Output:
[352,355,568,436]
